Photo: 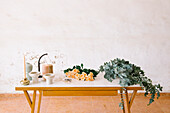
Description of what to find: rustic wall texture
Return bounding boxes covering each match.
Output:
[0,0,170,93]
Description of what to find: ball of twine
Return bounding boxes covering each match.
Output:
[20,78,30,85]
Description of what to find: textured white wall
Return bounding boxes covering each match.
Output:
[0,0,170,93]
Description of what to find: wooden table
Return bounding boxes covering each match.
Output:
[15,75,143,113]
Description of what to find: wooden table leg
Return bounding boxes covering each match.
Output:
[129,90,137,108]
[23,90,42,113]
[37,90,42,113]
[123,90,137,113]
[120,89,125,113]
[125,90,130,113]
[23,90,32,108]
[31,90,37,113]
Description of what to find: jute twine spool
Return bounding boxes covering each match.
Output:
[20,78,30,85]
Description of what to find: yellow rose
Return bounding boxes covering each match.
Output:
[75,73,79,77]
[86,77,90,81]
[89,72,93,76]
[82,72,87,77]
[80,74,84,78]
[71,75,75,78]
[75,76,80,80]
[81,77,85,81]
[90,78,94,81]
[73,69,80,73]
[67,75,71,78]
[65,72,69,76]
[88,74,93,79]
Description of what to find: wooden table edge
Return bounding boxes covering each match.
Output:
[15,87,143,91]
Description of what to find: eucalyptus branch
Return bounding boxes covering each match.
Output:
[99,58,163,106]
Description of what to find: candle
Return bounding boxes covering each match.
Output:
[42,64,53,75]
[24,55,26,78]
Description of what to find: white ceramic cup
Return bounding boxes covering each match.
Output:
[43,73,55,85]
[29,72,40,83]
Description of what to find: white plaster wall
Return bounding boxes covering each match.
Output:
[0,0,170,93]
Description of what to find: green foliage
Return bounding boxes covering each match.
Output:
[119,103,124,110]
[64,63,99,78]
[99,58,163,106]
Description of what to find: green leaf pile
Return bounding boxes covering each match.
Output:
[99,58,163,105]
